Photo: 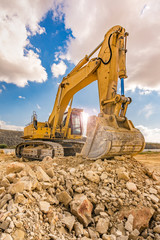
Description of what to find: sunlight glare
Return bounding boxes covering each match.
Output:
[82,111,89,136]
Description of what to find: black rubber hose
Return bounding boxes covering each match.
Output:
[97,32,113,65]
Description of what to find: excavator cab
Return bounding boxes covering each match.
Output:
[62,108,83,138]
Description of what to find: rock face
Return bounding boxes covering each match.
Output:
[0,152,159,240]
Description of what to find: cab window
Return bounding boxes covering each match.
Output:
[71,114,82,135]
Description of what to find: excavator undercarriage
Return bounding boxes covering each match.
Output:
[16,140,84,160]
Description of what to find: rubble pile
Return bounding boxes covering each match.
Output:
[0,154,159,240]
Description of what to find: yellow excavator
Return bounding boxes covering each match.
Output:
[16,25,145,160]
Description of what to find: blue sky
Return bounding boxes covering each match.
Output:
[0,0,160,142]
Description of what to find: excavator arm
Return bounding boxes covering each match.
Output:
[49,26,128,135]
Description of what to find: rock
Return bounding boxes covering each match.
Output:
[23,191,34,201]
[88,227,99,240]
[5,173,17,183]
[75,187,83,193]
[1,177,10,187]
[81,237,91,240]
[14,193,27,204]
[6,162,25,174]
[74,222,84,236]
[70,194,93,227]
[100,172,108,180]
[153,225,160,233]
[67,168,74,176]
[96,217,109,234]
[8,181,25,194]
[39,201,50,213]
[12,229,25,240]
[36,166,50,182]
[144,167,153,178]
[47,195,59,205]
[62,215,75,232]
[24,165,36,178]
[119,207,154,232]
[57,226,68,235]
[118,172,130,181]
[21,180,33,191]
[116,230,122,236]
[149,194,159,203]
[0,220,10,230]
[102,235,116,240]
[57,191,72,206]
[114,156,126,161]
[126,182,137,192]
[0,187,5,194]
[117,236,128,240]
[8,221,14,231]
[149,187,157,195]
[129,229,140,239]
[0,233,13,240]
[0,194,12,208]
[125,214,134,232]
[94,203,105,215]
[119,193,126,199]
[117,222,125,236]
[84,171,100,183]
[46,167,54,178]
[14,221,23,229]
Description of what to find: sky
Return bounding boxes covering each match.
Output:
[0,0,160,143]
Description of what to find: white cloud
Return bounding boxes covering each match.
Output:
[139,89,152,95]
[0,120,24,131]
[54,0,160,92]
[2,85,6,90]
[0,89,2,94]
[37,104,41,110]
[0,0,58,87]
[51,60,67,78]
[140,103,154,119]
[137,125,160,143]
[18,96,25,99]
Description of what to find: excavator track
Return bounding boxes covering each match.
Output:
[15,140,84,161]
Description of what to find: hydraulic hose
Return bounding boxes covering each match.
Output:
[97,32,113,65]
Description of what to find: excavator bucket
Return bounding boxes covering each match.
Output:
[81,116,145,159]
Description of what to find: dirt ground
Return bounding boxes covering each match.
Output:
[135,152,160,175]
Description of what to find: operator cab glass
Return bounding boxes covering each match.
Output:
[71,113,82,135]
